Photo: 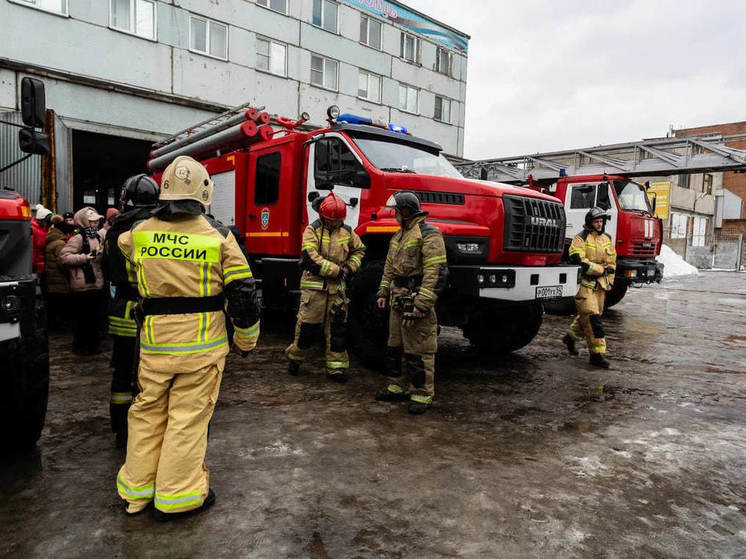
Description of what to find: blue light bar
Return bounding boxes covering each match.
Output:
[336,113,409,135]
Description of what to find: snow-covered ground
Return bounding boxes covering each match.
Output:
[656,244,699,278]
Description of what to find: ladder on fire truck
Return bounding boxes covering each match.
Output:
[454,134,746,183]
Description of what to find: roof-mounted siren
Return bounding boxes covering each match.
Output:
[559,168,567,178]
[330,107,410,135]
[327,105,340,124]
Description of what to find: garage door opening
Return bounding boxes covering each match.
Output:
[72,130,152,214]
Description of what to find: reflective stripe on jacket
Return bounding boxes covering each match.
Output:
[568,229,617,291]
[300,220,366,293]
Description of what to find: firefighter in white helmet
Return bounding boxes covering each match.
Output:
[115,155,260,520]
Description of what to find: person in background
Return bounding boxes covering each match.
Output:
[32,205,52,278]
[45,215,72,331]
[60,207,106,355]
[63,211,75,227]
[104,208,119,232]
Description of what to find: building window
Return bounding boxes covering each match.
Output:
[255,152,282,204]
[256,0,287,14]
[360,15,382,49]
[256,37,286,76]
[398,83,418,114]
[677,174,690,189]
[434,96,451,123]
[703,173,713,195]
[311,55,338,91]
[692,216,708,247]
[358,70,381,102]
[110,0,155,39]
[189,16,228,60]
[12,0,67,15]
[436,47,452,75]
[400,32,420,64]
[312,0,338,33]
[670,213,688,239]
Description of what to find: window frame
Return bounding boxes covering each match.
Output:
[312,0,339,33]
[398,83,419,115]
[109,0,157,41]
[310,54,339,92]
[359,14,382,50]
[10,0,69,17]
[358,70,382,103]
[435,46,453,76]
[188,14,229,61]
[256,36,287,77]
[256,0,288,15]
[254,151,283,205]
[670,212,688,239]
[314,136,369,190]
[400,32,420,64]
[434,95,452,124]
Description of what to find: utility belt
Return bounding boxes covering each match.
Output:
[141,294,225,316]
[392,274,423,290]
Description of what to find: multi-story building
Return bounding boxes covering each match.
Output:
[0,0,469,212]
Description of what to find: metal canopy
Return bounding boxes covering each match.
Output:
[455,134,746,184]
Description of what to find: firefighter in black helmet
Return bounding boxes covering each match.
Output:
[563,207,617,368]
[102,174,159,447]
[374,191,448,414]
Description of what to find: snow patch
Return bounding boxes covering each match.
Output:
[657,244,698,278]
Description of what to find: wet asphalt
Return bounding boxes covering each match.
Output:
[1,272,744,558]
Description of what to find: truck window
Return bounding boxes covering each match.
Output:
[255,152,281,204]
[569,184,595,209]
[596,183,611,210]
[315,138,367,189]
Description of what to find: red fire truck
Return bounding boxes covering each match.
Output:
[147,106,578,360]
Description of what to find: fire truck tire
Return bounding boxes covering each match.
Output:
[347,260,388,368]
[463,300,544,354]
[2,293,49,451]
[604,280,628,310]
[542,296,576,316]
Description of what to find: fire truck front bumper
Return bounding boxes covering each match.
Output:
[616,259,664,284]
[448,265,579,302]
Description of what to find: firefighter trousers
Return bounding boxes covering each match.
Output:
[568,284,608,354]
[384,306,437,404]
[285,288,349,372]
[116,359,223,514]
[110,335,138,435]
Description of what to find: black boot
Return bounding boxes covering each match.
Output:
[408,401,430,415]
[589,353,610,369]
[562,333,579,356]
[288,360,301,376]
[326,371,348,383]
[375,388,408,402]
[153,489,216,522]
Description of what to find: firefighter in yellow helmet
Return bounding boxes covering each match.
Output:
[375,191,448,414]
[285,192,366,382]
[563,207,617,368]
[115,155,260,520]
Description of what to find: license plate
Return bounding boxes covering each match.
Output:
[536,285,563,299]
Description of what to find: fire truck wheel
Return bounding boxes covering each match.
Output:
[542,296,576,316]
[347,260,388,369]
[463,300,544,354]
[604,280,628,310]
[2,292,50,451]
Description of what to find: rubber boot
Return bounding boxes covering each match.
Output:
[589,353,610,369]
[375,388,408,402]
[288,360,301,376]
[562,333,579,356]
[408,401,430,415]
[153,489,216,522]
[326,370,348,383]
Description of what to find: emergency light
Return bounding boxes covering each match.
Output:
[330,107,410,135]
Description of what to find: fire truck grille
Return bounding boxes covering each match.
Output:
[630,242,656,257]
[502,194,565,253]
[413,191,465,205]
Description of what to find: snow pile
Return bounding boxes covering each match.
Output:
[656,244,698,278]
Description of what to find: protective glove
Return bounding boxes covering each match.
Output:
[605,266,616,275]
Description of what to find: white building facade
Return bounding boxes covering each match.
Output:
[0,0,469,211]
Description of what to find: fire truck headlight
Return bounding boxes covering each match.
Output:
[625,270,638,278]
[477,274,485,286]
[327,105,340,120]
[456,242,481,254]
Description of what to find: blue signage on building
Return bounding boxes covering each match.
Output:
[344,0,469,53]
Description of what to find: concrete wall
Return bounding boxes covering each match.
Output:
[0,0,468,154]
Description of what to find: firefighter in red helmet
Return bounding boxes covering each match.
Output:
[285,192,366,382]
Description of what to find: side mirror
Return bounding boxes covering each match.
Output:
[650,194,657,213]
[349,197,359,208]
[18,128,50,155]
[308,191,320,203]
[21,77,46,128]
[352,170,370,189]
[644,181,651,190]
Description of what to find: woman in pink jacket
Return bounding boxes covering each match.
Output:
[61,207,107,355]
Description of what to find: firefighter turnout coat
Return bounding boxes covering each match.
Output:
[567,228,617,354]
[376,216,448,404]
[116,212,260,514]
[286,219,365,371]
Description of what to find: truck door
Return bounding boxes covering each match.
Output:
[305,134,369,228]
[564,181,618,243]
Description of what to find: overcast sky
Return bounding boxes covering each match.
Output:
[405,0,746,160]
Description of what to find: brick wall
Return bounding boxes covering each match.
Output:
[717,219,746,269]
[675,122,746,218]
